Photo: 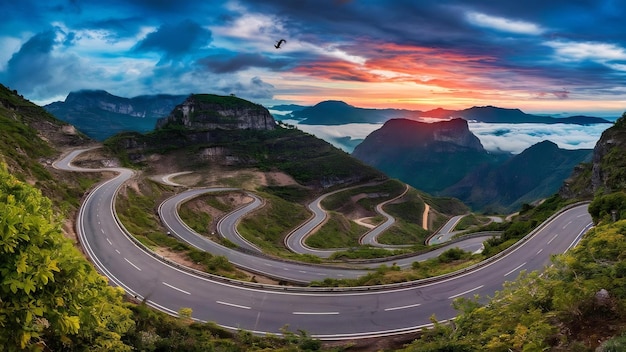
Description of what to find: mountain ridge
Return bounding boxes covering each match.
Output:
[44,89,188,140]
[287,100,612,125]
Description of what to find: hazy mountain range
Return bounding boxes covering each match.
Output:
[274,100,612,125]
[43,89,606,212]
[44,90,187,140]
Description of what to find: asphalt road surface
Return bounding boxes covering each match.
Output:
[55,148,593,340]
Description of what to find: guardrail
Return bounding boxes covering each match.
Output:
[111,168,592,293]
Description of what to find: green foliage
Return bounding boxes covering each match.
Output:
[124,303,333,352]
[259,185,311,203]
[598,332,626,352]
[454,214,490,231]
[482,194,568,256]
[305,212,367,249]
[589,191,626,223]
[105,124,386,186]
[115,181,244,279]
[0,164,134,351]
[330,246,409,260]
[401,218,626,351]
[320,180,405,211]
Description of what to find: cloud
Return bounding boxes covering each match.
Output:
[0,29,83,100]
[544,40,626,73]
[468,122,609,154]
[133,19,212,63]
[279,119,383,152]
[277,119,609,155]
[198,53,289,73]
[466,11,544,35]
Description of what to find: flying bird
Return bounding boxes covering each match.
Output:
[274,39,286,49]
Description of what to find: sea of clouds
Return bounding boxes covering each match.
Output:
[278,118,612,155]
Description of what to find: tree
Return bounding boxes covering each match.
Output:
[0,163,134,351]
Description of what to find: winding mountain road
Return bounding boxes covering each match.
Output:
[55,148,593,340]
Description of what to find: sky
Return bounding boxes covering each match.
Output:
[1,0,625,117]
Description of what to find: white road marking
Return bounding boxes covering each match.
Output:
[264,263,273,267]
[293,311,339,315]
[384,303,421,311]
[563,221,572,229]
[299,270,307,274]
[162,282,190,295]
[448,285,484,299]
[115,249,121,254]
[547,233,559,244]
[504,262,526,277]
[536,249,543,255]
[101,229,105,233]
[216,301,251,310]
[106,238,112,245]
[124,258,142,271]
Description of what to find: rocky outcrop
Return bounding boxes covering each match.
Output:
[352,118,493,194]
[156,94,275,131]
[559,114,625,199]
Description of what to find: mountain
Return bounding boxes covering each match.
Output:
[107,94,386,189]
[560,113,626,199]
[0,84,91,195]
[444,140,592,213]
[452,106,611,124]
[292,100,419,125]
[268,104,308,112]
[285,100,612,126]
[352,118,500,194]
[352,118,594,212]
[156,94,275,131]
[45,90,187,141]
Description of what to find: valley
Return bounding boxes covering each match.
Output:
[2,84,625,351]
[54,147,593,339]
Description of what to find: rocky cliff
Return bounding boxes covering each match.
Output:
[560,114,625,198]
[156,94,275,131]
[352,118,494,194]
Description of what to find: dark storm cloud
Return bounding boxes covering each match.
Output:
[133,20,212,62]
[0,28,88,98]
[2,30,58,90]
[198,53,290,73]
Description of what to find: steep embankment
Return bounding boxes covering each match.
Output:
[0,84,95,208]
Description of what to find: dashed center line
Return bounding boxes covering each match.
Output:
[125,258,141,271]
[563,221,572,229]
[448,285,484,299]
[216,301,251,310]
[547,233,559,244]
[384,303,421,311]
[106,237,112,245]
[293,311,339,315]
[504,262,526,277]
[162,282,190,295]
[115,249,121,254]
[536,249,543,255]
